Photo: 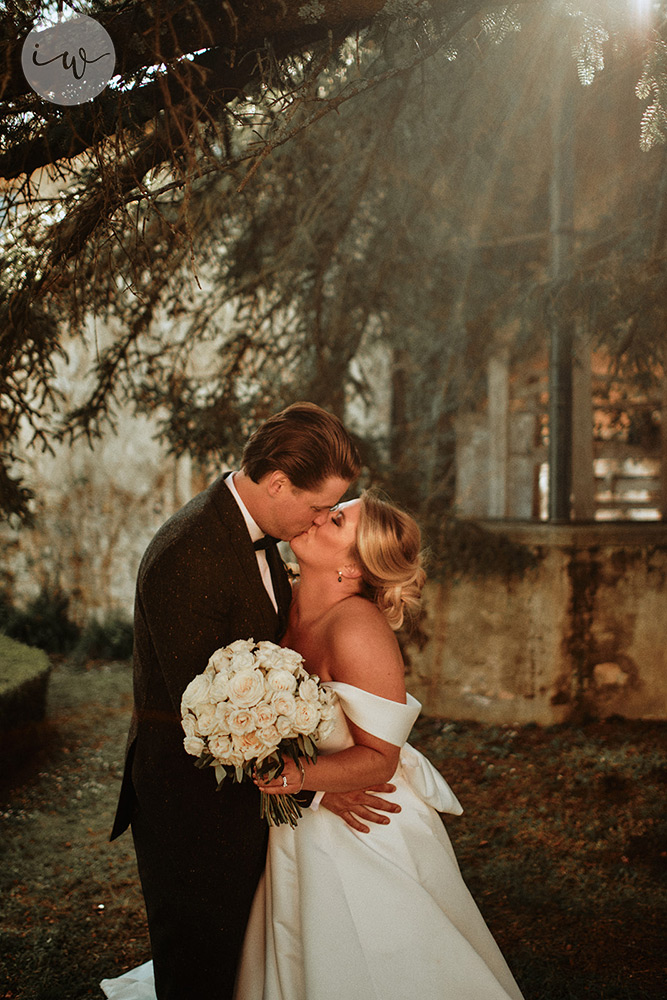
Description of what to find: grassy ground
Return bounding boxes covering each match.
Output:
[1,659,665,1000]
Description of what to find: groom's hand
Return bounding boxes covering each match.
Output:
[320,785,401,834]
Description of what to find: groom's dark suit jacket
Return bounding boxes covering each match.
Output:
[110,473,292,1000]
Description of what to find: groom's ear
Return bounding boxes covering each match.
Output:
[265,470,290,496]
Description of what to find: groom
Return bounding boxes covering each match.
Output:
[110,402,400,1000]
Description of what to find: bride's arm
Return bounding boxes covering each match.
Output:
[263,720,400,794]
[258,601,406,796]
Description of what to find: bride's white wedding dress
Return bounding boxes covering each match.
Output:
[101,683,525,1000]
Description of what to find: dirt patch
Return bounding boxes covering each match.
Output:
[1,660,665,999]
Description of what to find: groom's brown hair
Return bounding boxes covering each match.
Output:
[242,401,361,490]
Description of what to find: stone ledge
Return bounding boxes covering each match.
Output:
[473,518,667,548]
[406,524,667,724]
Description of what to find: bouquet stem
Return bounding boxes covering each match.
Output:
[260,791,304,828]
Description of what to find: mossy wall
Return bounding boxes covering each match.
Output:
[405,522,667,724]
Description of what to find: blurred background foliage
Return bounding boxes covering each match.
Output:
[0,587,133,659]
[1,1,666,532]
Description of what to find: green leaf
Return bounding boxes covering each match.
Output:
[195,752,215,769]
[256,753,281,779]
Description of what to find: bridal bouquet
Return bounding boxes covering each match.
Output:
[181,638,337,827]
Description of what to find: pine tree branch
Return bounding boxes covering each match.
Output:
[0,48,249,180]
[0,0,391,102]
[0,0,395,178]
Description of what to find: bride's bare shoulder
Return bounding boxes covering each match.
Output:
[325,597,405,697]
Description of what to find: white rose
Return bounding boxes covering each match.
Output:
[208,648,232,673]
[317,697,337,731]
[208,732,234,761]
[227,638,256,654]
[319,689,337,713]
[253,702,277,728]
[275,714,296,738]
[226,639,257,669]
[227,668,266,708]
[298,678,320,705]
[293,700,321,734]
[182,714,197,738]
[271,692,296,718]
[267,668,297,695]
[210,672,230,701]
[230,649,257,672]
[316,714,336,741]
[228,708,257,736]
[233,731,264,761]
[320,703,337,726]
[183,735,205,757]
[181,673,213,713]
[195,704,218,737]
[214,703,232,734]
[225,742,246,768]
[255,651,283,672]
[256,724,281,750]
[256,643,304,674]
[319,688,336,711]
[255,640,282,657]
[277,647,305,673]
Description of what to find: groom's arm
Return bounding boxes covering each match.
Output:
[317,787,401,833]
[264,761,401,832]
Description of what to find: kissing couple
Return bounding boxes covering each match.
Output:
[102,402,525,1000]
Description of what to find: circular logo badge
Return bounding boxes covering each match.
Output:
[22,14,116,106]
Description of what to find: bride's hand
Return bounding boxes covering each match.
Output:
[254,758,303,796]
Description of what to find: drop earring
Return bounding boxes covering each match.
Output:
[337,570,342,583]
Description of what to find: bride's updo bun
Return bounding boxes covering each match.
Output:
[351,490,426,631]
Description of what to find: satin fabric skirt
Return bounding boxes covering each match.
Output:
[234,762,525,1000]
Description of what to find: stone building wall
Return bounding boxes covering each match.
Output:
[404,522,667,724]
[0,415,191,624]
[0,323,198,623]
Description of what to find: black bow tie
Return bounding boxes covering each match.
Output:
[253,535,279,551]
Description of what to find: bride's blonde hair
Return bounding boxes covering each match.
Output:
[350,490,426,631]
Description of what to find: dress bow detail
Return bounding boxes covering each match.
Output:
[399,744,463,815]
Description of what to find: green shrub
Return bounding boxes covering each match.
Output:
[0,633,51,732]
[73,612,134,663]
[0,590,18,632]
[2,587,80,654]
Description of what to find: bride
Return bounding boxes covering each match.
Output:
[102,490,525,1000]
